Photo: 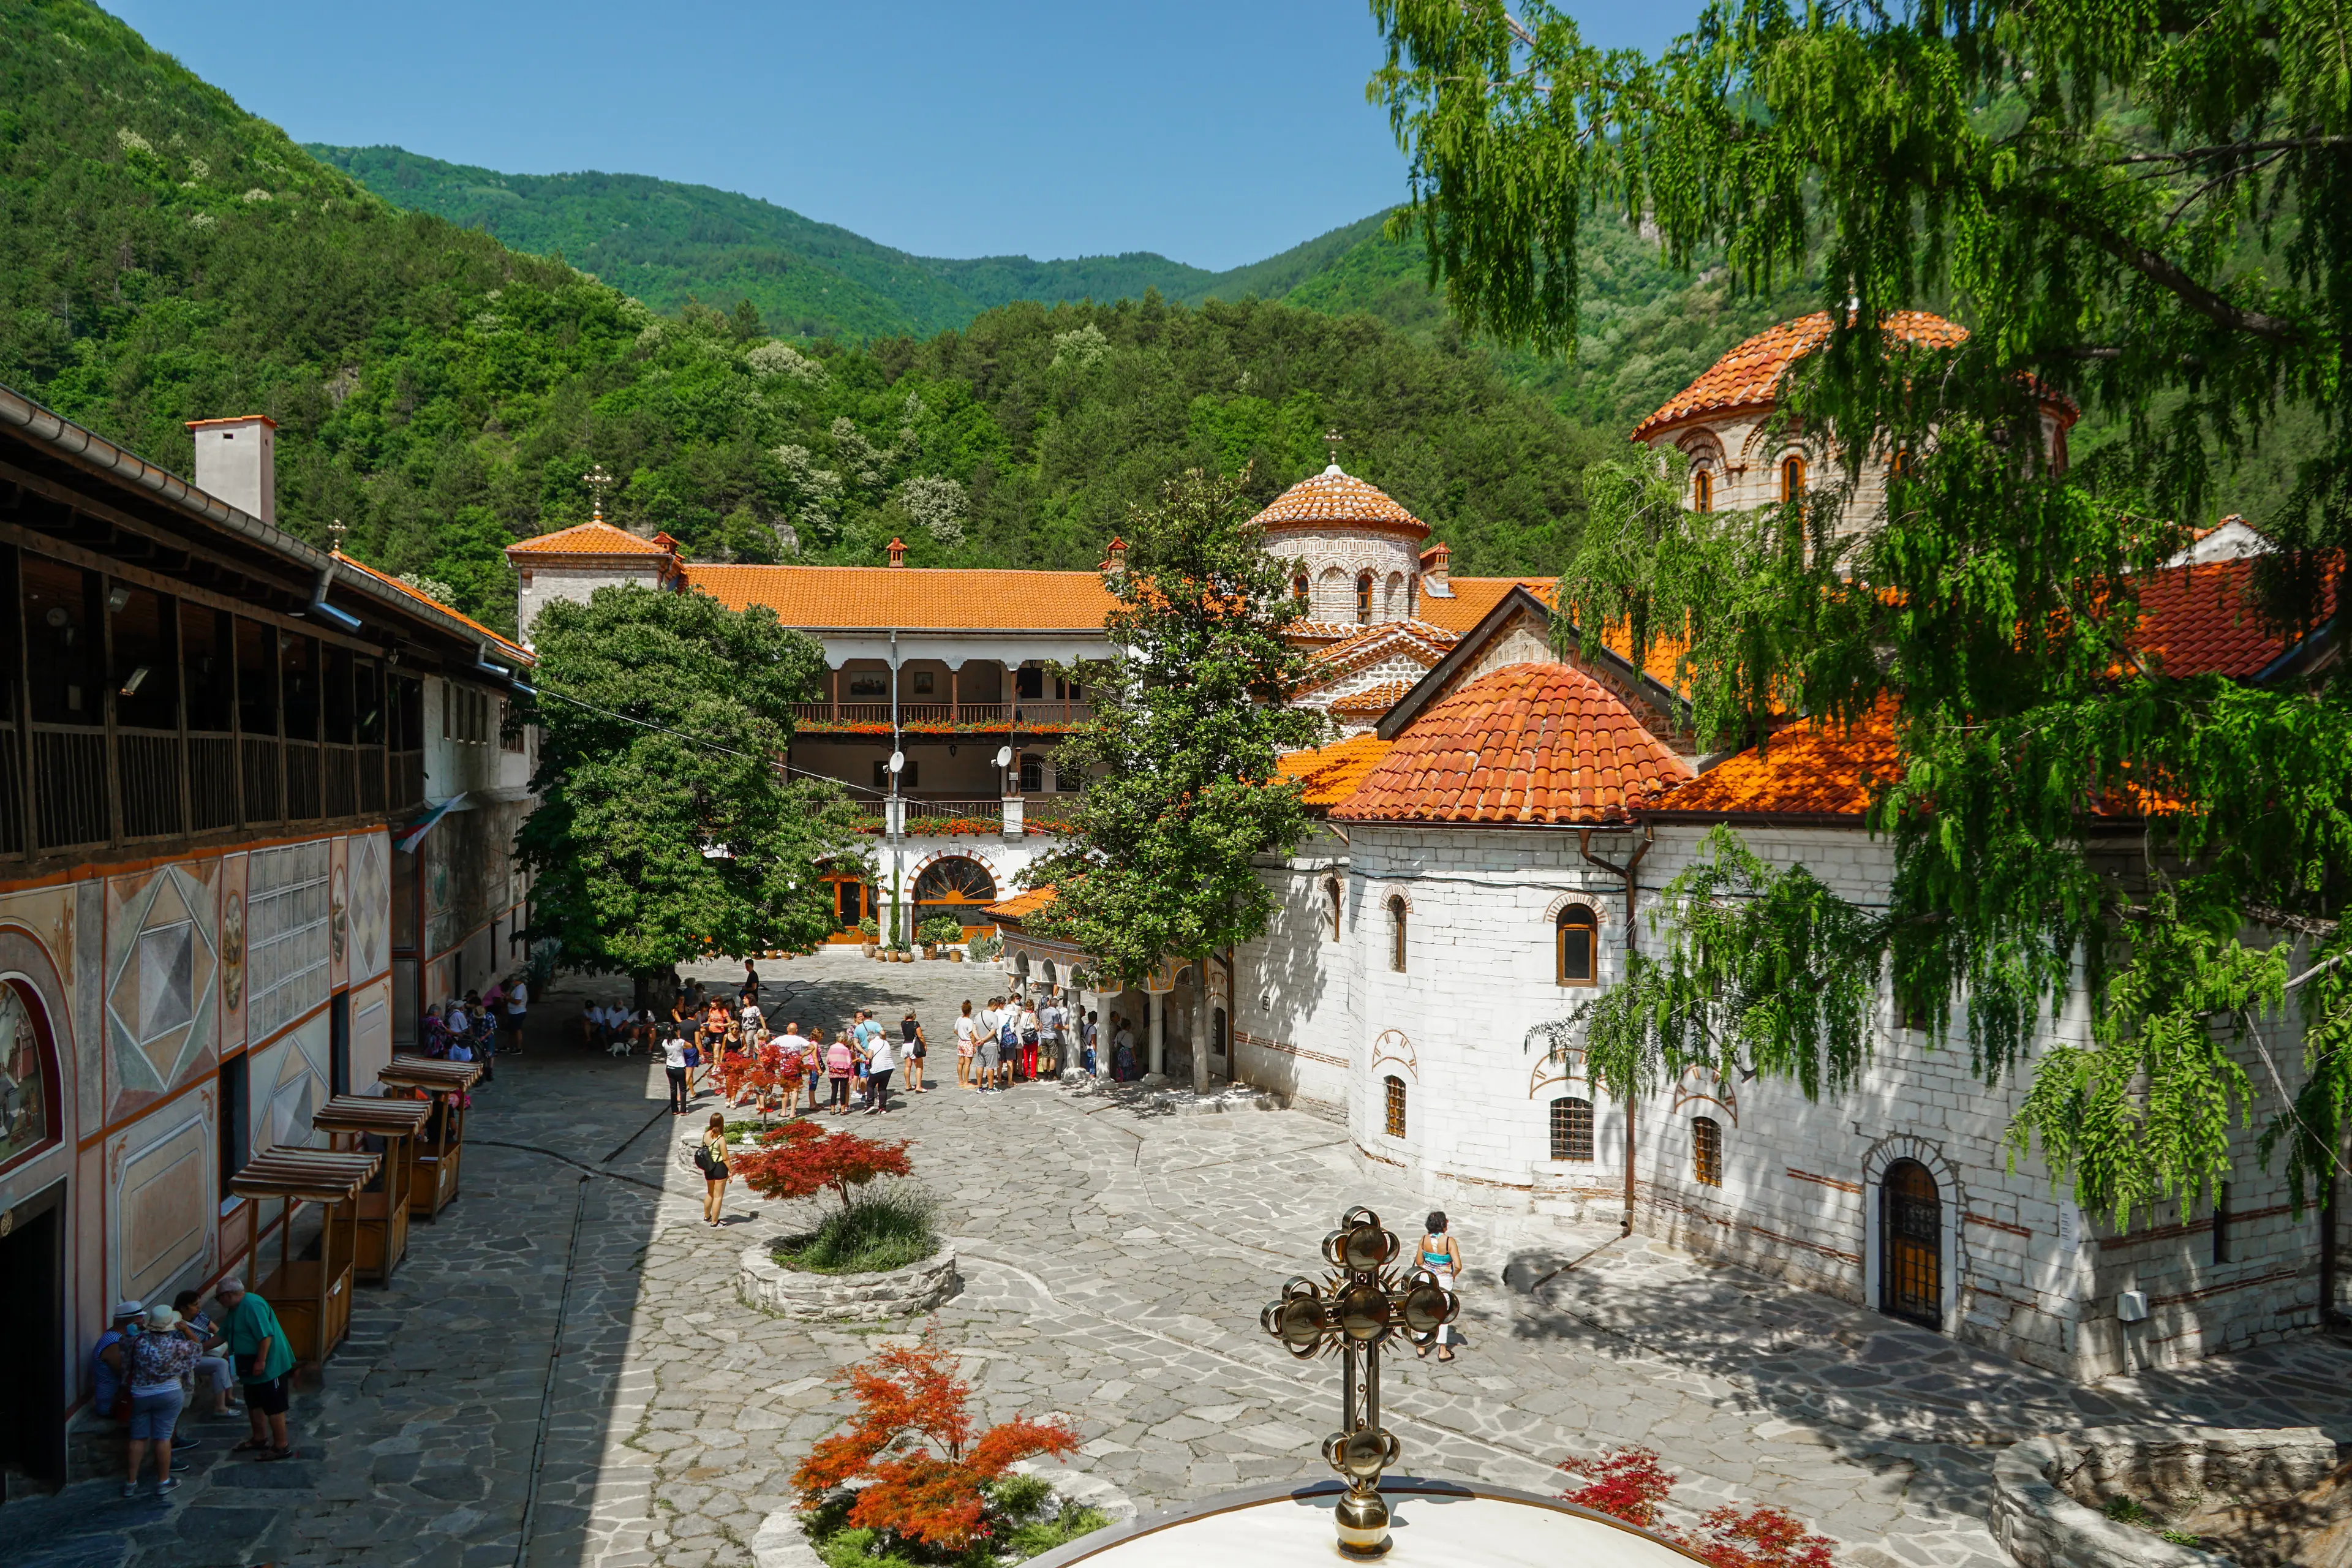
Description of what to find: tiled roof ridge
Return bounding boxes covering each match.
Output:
[1250,465,1430,538]
[332,551,530,661]
[685,561,1109,582]
[507,518,676,557]
[1333,661,1691,824]
[1329,679,1413,715]
[1631,309,1972,440]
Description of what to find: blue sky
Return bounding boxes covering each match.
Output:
[107,1,1706,271]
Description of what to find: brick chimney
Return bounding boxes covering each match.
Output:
[1104,537,1127,573]
[187,415,277,524]
[886,536,908,567]
[1418,541,1453,598]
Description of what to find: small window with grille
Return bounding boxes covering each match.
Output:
[1550,1097,1594,1162]
[1692,1116,1723,1186]
[1383,1075,1406,1139]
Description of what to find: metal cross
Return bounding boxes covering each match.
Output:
[1262,1206,1458,1558]
[582,464,614,523]
[327,518,348,554]
[1324,428,1345,466]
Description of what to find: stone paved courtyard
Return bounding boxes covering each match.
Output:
[16,948,2352,1568]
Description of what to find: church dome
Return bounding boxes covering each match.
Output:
[1631,309,1971,442]
[1249,466,1428,540]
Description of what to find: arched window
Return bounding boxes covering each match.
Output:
[1556,903,1597,986]
[1324,875,1341,942]
[1880,1159,1942,1327]
[1293,573,1309,604]
[1691,468,1713,513]
[1356,573,1374,623]
[1384,1075,1407,1138]
[1692,1116,1723,1186]
[911,856,997,935]
[1549,1097,1594,1163]
[1780,454,1807,502]
[1387,895,1407,972]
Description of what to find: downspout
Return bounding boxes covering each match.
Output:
[1580,823,1654,1237]
[306,561,363,634]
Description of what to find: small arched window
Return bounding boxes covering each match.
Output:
[1387,895,1407,972]
[1781,454,1807,502]
[1356,573,1374,623]
[1549,1096,1594,1162]
[1324,875,1341,942]
[1692,1116,1723,1186]
[1293,573,1309,604]
[1384,1074,1407,1138]
[1556,903,1597,986]
[1691,468,1713,514]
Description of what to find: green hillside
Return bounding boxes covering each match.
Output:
[0,0,1617,638]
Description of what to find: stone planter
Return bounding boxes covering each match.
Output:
[1991,1426,2336,1568]
[739,1243,958,1322]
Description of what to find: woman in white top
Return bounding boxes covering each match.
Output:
[953,1002,980,1090]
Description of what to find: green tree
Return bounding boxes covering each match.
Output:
[515,584,865,990]
[1026,468,1327,1089]
[1373,0,2352,1228]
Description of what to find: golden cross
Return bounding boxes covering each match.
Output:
[583,464,614,524]
[1324,429,1344,467]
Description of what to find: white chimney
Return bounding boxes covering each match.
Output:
[187,415,277,525]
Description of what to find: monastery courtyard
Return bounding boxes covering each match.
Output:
[22,950,2352,1568]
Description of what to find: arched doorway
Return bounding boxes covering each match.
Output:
[913,856,998,938]
[1879,1159,1942,1328]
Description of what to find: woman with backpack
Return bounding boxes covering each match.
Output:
[1018,998,1041,1082]
[900,1011,927,1094]
[695,1112,731,1227]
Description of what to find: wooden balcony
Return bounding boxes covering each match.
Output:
[847,794,1082,836]
[793,698,1093,733]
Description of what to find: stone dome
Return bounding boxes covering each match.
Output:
[1249,466,1428,540]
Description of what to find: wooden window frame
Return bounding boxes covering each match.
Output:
[1324,875,1341,943]
[1556,903,1598,986]
[1692,1115,1723,1186]
[1781,454,1807,502]
[1549,1096,1594,1163]
[1691,468,1713,513]
[1383,1074,1406,1139]
[1387,895,1406,973]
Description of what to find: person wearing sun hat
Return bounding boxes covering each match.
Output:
[215,1277,297,1460]
[123,1302,202,1496]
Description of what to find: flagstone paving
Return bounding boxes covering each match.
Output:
[15,947,2351,1568]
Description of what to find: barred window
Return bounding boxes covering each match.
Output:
[1692,1116,1723,1187]
[1384,1075,1406,1139]
[1549,1097,1594,1162]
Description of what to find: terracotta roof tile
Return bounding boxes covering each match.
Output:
[1415,576,1555,635]
[682,564,1118,632]
[2134,557,2336,679]
[507,519,676,557]
[1332,663,1691,824]
[1632,311,1973,441]
[986,884,1057,922]
[1329,680,1413,717]
[1649,704,1902,820]
[1278,734,1398,808]
[331,551,531,662]
[1251,466,1428,539]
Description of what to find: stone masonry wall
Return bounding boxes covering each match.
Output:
[514,559,668,647]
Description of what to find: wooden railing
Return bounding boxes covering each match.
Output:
[116,727,186,840]
[285,739,322,821]
[0,725,23,856]
[189,734,239,832]
[358,744,387,815]
[241,736,281,824]
[391,748,424,812]
[792,699,1093,729]
[32,725,108,850]
[323,744,357,820]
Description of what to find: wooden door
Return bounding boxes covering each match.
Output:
[1879,1159,1942,1328]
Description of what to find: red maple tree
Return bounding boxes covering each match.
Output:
[1559,1446,1837,1568]
[794,1338,1079,1549]
[733,1119,912,1210]
[721,1039,806,1123]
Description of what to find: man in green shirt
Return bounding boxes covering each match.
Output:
[214,1278,296,1459]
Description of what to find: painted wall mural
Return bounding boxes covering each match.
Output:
[0,981,50,1169]
[246,1008,328,1159]
[104,860,221,1125]
[219,851,247,1055]
[116,1109,211,1307]
[328,834,350,993]
[246,840,330,1046]
[348,829,390,984]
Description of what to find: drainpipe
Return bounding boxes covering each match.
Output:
[306,562,363,634]
[1580,824,1654,1237]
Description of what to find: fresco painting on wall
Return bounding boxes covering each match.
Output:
[350,973,392,1087]
[252,1009,328,1158]
[329,835,350,992]
[103,861,220,1124]
[117,1111,211,1306]
[219,851,247,1054]
[349,829,390,983]
[0,981,50,1168]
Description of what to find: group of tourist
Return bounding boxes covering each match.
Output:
[420,972,530,1077]
[952,992,1090,1089]
[94,1277,299,1497]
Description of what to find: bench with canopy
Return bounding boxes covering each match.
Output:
[225,1145,381,1368]
[375,1055,481,1219]
[310,1094,433,1283]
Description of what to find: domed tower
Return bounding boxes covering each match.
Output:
[1632,310,2076,538]
[1250,464,1430,630]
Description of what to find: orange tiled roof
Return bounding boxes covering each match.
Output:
[1251,466,1428,540]
[987,884,1057,922]
[1632,311,1974,441]
[1329,680,1413,717]
[331,552,530,662]
[1649,704,1902,820]
[1415,576,1555,635]
[1278,733,1398,809]
[1332,662,1691,824]
[1295,620,1457,696]
[507,519,677,557]
[682,564,1118,632]
[2135,557,2337,679]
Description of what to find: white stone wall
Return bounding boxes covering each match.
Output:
[514,560,668,647]
[1270,526,1423,627]
[1231,835,1357,1114]
[1240,816,2334,1382]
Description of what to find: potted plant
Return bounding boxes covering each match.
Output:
[918,915,964,958]
[857,914,880,958]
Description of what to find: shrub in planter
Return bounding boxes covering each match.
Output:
[794,1337,1088,1559]
[774,1183,940,1274]
[965,932,1003,962]
[918,916,966,949]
